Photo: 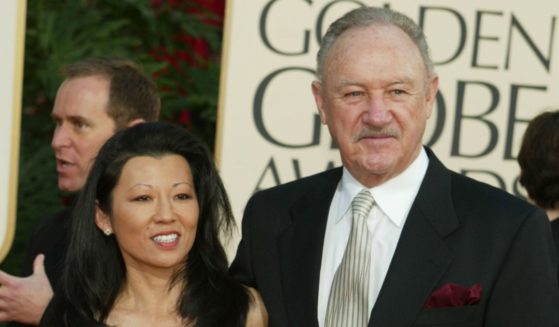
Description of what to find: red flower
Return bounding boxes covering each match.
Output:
[423,283,482,309]
[178,110,192,127]
[151,0,224,23]
[178,34,210,63]
[194,0,225,25]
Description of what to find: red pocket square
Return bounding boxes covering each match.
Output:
[423,283,482,309]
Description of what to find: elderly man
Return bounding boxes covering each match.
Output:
[0,57,160,326]
[231,6,559,327]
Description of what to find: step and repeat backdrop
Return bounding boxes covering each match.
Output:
[217,0,559,256]
[0,0,25,261]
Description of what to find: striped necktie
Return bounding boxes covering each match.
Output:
[325,189,375,327]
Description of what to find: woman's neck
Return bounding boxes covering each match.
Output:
[115,266,184,315]
[106,267,187,327]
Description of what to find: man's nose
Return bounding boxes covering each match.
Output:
[51,124,71,149]
[362,95,392,126]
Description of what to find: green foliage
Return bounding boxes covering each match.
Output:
[1,0,223,276]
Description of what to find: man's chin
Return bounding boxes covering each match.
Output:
[58,180,82,193]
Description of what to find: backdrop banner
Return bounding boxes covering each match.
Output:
[0,0,26,261]
[217,0,559,257]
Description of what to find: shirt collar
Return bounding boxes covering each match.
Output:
[336,148,429,227]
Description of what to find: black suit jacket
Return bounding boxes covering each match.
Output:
[551,219,559,283]
[230,149,559,327]
[8,208,71,327]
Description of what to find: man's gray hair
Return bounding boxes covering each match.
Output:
[316,6,434,80]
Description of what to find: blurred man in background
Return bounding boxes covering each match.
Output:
[518,109,559,282]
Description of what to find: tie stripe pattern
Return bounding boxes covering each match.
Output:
[325,189,375,327]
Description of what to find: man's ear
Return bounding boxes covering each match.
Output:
[95,203,113,235]
[126,118,145,128]
[311,81,327,124]
[424,74,439,119]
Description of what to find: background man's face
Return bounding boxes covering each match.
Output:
[51,76,117,192]
[313,24,438,187]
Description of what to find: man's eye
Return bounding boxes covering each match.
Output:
[346,91,364,97]
[391,89,405,95]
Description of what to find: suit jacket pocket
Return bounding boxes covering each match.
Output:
[412,305,478,326]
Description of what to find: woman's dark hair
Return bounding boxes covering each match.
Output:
[44,122,250,326]
[518,110,559,209]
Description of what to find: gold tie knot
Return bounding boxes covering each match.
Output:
[352,189,375,218]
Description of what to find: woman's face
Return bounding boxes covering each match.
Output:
[97,154,199,273]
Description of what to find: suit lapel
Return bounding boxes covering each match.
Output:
[369,150,459,326]
[278,168,342,327]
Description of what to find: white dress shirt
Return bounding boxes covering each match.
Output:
[317,149,429,327]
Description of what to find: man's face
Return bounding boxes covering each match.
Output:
[312,24,438,187]
[51,76,117,192]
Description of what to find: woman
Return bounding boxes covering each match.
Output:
[518,110,559,281]
[40,122,267,326]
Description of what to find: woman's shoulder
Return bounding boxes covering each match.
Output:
[244,287,268,327]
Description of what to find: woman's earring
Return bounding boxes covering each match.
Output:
[104,229,112,236]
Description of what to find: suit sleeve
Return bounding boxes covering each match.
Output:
[486,208,559,326]
[19,223,43,276]
[230,195,257,287]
